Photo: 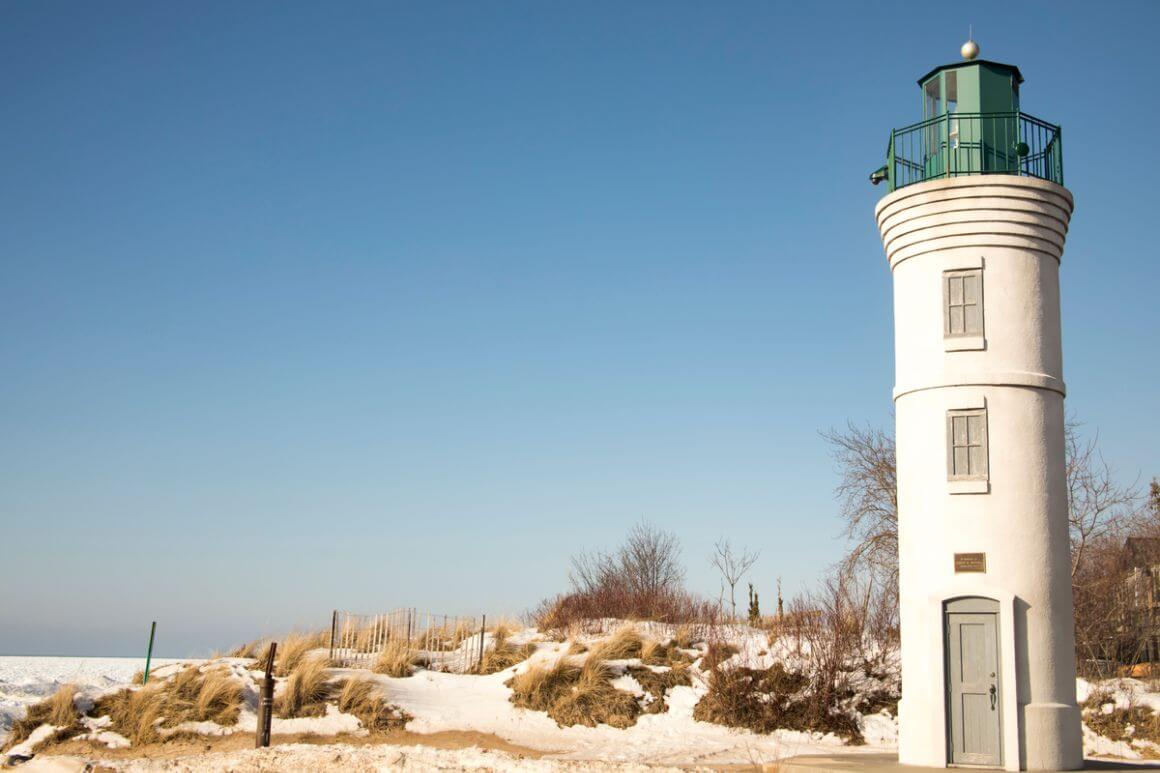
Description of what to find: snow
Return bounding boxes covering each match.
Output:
[2,626,1156,770]
[20,743,688,771]
[0,656,182,740]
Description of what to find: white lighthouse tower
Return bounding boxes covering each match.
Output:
[872,43,1082,770]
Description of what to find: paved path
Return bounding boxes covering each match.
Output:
[778,754,1160,772]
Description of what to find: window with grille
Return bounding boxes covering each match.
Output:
[944,269,983,337]
[947,408,988,480]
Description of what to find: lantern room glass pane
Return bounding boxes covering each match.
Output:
[925,77,941,119]
[945,71,958,113]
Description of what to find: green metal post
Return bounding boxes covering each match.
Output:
[142,621,157,685]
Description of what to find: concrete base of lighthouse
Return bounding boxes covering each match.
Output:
[877,175,1083,770]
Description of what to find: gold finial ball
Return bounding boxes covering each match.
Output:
[961,39,980,60]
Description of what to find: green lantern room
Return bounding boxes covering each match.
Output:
[871,42,1062,192]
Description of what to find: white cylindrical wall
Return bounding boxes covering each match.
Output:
[876,175,1082,771]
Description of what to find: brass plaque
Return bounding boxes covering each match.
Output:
[954,552,987,573]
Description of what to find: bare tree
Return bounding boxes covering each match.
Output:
[710,538,759,621]
[822,423,898,590]
[1066,419,1142,578]
[619,520,685,596]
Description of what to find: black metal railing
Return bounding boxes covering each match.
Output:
[884,111,1062,191]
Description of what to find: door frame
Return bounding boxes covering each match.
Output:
[923,584,1020,771]
[944,597,1003,767]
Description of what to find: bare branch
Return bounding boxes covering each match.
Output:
[709,539,760,620]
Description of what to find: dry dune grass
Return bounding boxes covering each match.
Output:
[372,639,419,678]
[275,632,322,677]
[587,626,642,661]
[549,660,640,729]
[639,638,693,667]
[93,685,168,746]
[566,640,588,655]
[276,655,334,718]
[476,641,537,675]
[191,668,244,726]
[2,684,82,752]
[672,624,697,649]
[507,657,641,729]
[508,657,582,713]
[228,639,269,660]
[335,677,411,733]
[87,665,245,745]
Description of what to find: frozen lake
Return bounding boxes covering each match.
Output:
[0,655,183,739]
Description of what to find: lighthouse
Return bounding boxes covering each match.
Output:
[872,42,1082,770]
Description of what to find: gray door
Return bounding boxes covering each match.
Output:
[945,598,1002,767]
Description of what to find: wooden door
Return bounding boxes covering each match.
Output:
[946,598,1002,767]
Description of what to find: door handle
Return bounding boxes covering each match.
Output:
[989,684,997,710]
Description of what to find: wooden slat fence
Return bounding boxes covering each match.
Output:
[328,608,486,674]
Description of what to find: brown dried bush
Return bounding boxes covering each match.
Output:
[626,664,691,714]
[693,663,862,742]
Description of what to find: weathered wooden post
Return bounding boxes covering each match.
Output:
[477,614,486,670]
[328,610,338,664]
[256,641,277,749]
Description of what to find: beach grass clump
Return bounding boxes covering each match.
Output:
[191,667,244,726]
[335,677,411,733]
[549,660,640,729]
[276,655,335,718]
[92,685,168,746]
[475,633,538,675]
[275,632,321,677]
[587,626,643,662]
[507,657,583,713]
[507,657,642,728]
[1,684,83,752]
[640,639,694,667]
[372,639,421,678]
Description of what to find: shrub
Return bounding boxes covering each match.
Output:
[626,664,691,714]
[531,522,720,633]
[700,642,739,672]
[693,663,862,742]
[2,684,82,752]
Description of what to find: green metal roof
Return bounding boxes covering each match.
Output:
[917,59,1024,86]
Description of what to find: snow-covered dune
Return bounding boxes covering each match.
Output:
[0,656,181,741]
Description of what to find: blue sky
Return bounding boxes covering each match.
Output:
[2,1,1157,657]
